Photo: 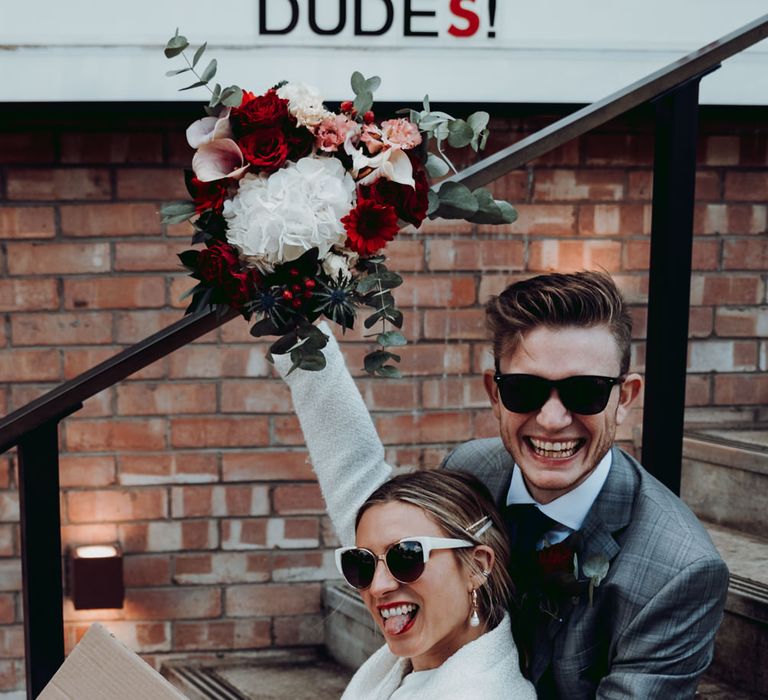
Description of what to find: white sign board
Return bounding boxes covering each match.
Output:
[0,1,766,104]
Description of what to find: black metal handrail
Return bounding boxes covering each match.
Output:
[0,306,238,454]
[449,13,768,191]
[1,13,766,453]
[0,13,766,699]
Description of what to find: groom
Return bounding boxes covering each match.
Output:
[278,270,728,699]
[441,271,728,698]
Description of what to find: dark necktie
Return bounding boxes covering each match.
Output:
[503,503,559,559]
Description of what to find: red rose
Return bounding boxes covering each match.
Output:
[342,196,400,256]
[239,128,289,172]
[369,155,429,227]
[231,89,290,136]
[189,176,230,214]
[537,542,576,578]
[220,268,260,310]
[197,242,240,286]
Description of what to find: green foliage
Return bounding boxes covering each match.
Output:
[428,184,518,226]
[350,71,381,117]
[161,201,196,225]
[164,29,241,108]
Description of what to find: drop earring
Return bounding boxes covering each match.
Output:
[469,588,480,627]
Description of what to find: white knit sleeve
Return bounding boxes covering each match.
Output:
[274,322,393,545]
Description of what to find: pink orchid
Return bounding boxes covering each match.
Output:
[192,139,250,182]
[344,137,415,188]
[186,108,233,149]
[360,123,385,154]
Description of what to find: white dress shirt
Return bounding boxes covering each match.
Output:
[505,450,613,548]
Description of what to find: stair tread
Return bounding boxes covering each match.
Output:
[697,674,767,699]
[687,428,768,452]
[704,522,768,589]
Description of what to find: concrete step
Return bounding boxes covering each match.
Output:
[682,429,768,538]
[162,649,351,700]
[705,523,768,697]
[323,581,383,671]
[697,674,767,699]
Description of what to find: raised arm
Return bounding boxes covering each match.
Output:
[275,323,393,545]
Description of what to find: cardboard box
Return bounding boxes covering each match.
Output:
[39,623,189,699]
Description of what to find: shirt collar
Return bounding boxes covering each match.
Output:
[505,450,613,531]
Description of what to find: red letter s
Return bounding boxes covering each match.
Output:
[448,0,479,37]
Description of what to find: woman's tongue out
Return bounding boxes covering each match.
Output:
[382,604,418,635]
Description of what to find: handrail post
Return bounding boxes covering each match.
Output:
[17,415,74,697]
[641,73,712,494]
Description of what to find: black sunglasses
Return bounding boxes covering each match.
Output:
[335,536,472,590]
[493,373,624,415]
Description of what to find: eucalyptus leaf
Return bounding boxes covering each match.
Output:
[479,130,489,151]
[428,110,455,120]
[376,271,403,290]
[425,153,450,178]
[364,308,386,329]
[351,71,366,94]
[418,115,448,131]
[467,111,490,133]
[164,33,189,58]
[434,122,450,142]
[385,308,404,328]
[355,274,382,295]
[375,365,402,378]
[353,91,373,117]
[465,188,518,224]
[297,351,327,372]
[436,181,479,218]
[364,350,401,373]
[377,331,407,347]
[270,330,301,355]
[200,59,217,83]
[192,42,207,68]
[165,68,191,76]
[365,76,381,92]
[447,119,474,148]
[221,86,244,107]
[427,190,440,217]
[179,80,208,92]
[208,83,222,108]
[423,94,431,111]
[161,200,196,224]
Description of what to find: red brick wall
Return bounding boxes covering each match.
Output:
[0,103,766,692]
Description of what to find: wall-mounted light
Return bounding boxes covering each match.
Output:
[68,544,124,610]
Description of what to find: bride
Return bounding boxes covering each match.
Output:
[275,326,535,699]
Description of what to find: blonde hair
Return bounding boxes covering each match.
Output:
[356,469,513,629]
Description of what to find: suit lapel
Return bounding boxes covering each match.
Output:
[531,448,638,685]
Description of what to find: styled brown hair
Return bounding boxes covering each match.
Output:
[485,270,633,375]
[356,470,513,630]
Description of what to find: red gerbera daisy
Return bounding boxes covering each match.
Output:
[342,197,400,255]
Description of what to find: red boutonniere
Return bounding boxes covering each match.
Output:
[538,540,577,578]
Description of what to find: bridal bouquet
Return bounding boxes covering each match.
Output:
[163,30,516,375]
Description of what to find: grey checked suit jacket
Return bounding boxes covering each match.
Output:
[444,439,729,700]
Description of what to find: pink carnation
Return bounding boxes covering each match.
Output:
[315,114,359,152]
[381,119,422,149]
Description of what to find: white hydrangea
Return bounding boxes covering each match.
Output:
[223,156,356,266]
[277,82,332,129]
